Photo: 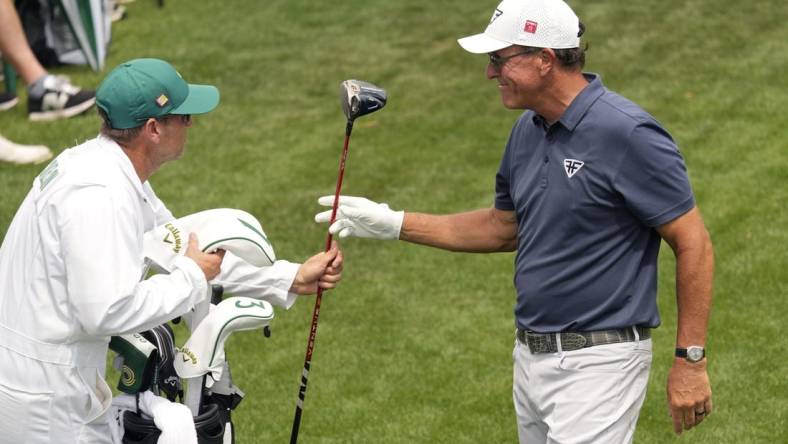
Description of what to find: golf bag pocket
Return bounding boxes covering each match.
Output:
[0,382,53,442]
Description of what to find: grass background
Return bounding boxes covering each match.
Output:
[1,0,786,442]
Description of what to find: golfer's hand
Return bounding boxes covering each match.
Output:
[315,195,404,240]
[290,242,344,295]
[184,233,225,281]
[667,358,712,434]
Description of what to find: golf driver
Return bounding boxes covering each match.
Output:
[289,80,387,444]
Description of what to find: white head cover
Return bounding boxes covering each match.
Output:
[457,0,580,53]
[143,208,276,272]
[175,296,274,386]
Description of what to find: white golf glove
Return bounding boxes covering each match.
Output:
[315,195,404,240]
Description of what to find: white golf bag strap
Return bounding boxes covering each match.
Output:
[143,208,276,273]
[0,323,106,367]
[175,297,274,383]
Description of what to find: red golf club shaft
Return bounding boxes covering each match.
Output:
[290,121,353,444]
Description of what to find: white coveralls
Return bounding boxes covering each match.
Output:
[0,135,300,443]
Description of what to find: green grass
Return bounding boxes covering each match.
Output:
[1,0,786,442]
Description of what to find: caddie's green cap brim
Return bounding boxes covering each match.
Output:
[170,84,220,116]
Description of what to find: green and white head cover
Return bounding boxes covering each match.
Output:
[175,297,275,386]
[109,333,158,394]
[143,208,275,272]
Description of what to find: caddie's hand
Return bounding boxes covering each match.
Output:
[667,358,712,434]
[184,233,226,281]
[314,195,404,240]
[290,241,344,295]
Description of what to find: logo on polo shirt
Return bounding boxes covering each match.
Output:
[563,159,584,178]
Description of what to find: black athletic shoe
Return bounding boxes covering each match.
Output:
[28,75,95,121]
[0,91,18,111]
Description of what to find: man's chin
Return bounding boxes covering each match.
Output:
[501,97,526,110]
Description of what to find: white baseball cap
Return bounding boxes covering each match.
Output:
[458,0,581,54]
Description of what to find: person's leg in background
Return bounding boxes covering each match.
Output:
[0,0,95,121]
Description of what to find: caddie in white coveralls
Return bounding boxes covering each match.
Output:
[0,58,343,443]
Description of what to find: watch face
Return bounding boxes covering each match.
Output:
[687,346,705,362]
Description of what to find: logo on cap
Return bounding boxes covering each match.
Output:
[524,20,538,34]
[490,8,503,24]
[156,94,169,107]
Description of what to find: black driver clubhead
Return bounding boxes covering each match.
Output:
[340,80,387,122]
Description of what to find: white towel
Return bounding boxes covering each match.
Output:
[109,391,197,444]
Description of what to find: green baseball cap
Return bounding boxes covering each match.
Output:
[96,58,219,129]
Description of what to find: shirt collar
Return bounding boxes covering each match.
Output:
[96,134,149,198]
[531,72,605,132]
[558,73,605,131]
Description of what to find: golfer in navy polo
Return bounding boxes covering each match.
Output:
[315,0,714,442]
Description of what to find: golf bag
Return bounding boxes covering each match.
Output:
[113,327,242,444]
[113,285,274,444]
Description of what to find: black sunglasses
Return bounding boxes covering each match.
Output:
[488,48,542,69]
[156,114,191,124]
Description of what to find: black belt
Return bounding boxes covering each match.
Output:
[516,326,651,354]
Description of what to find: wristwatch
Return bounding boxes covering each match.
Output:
[676,346,706,363]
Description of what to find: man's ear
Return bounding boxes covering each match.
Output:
[141,118,163,144]
[538,48,556,76]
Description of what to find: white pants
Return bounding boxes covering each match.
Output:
[513,334,652,444]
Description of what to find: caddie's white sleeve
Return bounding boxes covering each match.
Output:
[59,186,207,337]
[143,181,176,224]
[212,252,300,309]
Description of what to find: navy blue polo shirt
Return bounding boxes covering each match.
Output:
[495,73,695,333]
